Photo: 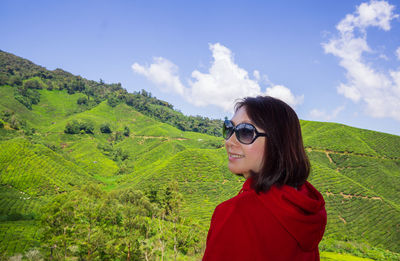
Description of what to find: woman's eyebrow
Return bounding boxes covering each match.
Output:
[231,119,253,125]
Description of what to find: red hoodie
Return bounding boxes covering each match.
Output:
[203,178,327,261]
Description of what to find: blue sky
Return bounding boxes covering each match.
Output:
[1,0,400,135]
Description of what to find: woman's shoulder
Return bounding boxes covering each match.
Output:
[214,190,262,216]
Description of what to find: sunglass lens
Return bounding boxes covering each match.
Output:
[223,120,234,139]
[236,124,255,144]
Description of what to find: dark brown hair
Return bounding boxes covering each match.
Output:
[235,96,310,194]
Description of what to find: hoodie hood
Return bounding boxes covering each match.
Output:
[241,178,327,251]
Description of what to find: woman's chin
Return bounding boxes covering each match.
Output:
[229,169,246,178]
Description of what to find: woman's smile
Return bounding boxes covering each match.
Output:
[228,152,245,160]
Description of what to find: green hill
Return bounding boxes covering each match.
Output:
[0,51,400,260]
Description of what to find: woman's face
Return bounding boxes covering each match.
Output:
[225,106,266,179]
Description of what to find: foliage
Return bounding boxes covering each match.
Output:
[77,96,88,105]
[64,120,94,134]
[14,84,41,110]
[1,109,14,122]
[23,78,43,90]
[100,123,112,133]
[123,126,130,137]
[107,94,120,107]
[125,91,223,136]
[0,49,223,136]
[0,50,400,260]
[320,238,400,260]
[0,221,40,257]
[0,138,94,196]
[34,183,202,260]
[0,110,26,130]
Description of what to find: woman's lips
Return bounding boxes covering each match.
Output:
[228,153,244,160]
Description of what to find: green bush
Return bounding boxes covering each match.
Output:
[107,95,120,107]
[123,126,130,137]
[23,127,36,136]
[64,120,94,134]
[9,115,25,130]
[8,75,22,86]
[107,130,125,143]
[14,85,41,110]
[64,120,80,134]
[1,110,13,122]
[77,97,88,105]
[23,78,42,90]
[0,74,8,85]
[100,123,112,133]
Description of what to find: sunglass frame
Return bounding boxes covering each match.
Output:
[223,120,267,145]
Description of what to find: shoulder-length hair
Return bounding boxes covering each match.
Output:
[235,96,310,194]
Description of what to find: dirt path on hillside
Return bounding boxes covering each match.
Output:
[324,191,382,201]
[306,147,399,161]
[132,135,189,141]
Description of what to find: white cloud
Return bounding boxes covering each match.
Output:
[265,85,304,107]
[253,70,261,81]
[396,47,400,60]
[310,105,345,121]
[187,43,262,111]
[132,57,185,95]
[132,43,304,112]
[323,0,400,121]
[337,0,397,33]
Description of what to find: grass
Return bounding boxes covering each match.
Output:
[1,85,400,258]
[0,220,40,256]
[0,138,95,196]
[320,252,374,261]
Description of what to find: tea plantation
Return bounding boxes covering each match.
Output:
[0,50,400,260]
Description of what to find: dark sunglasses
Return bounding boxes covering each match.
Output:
[223,120,267,144]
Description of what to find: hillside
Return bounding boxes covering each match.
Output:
[0,51,400,260]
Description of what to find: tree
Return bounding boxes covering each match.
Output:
[76,196,103,260]
[64,120,94,134]
[71,78,85,92]
[23,78,42,90]
[1,109,14,122]
[146,182,184,260]
[0,73,8,85]
[82,120,94,134]
[9,114,24,130]
[40,193,79,260]
[107,95,120,107]
[46,81,54,90]
[110,131,124,143]
[9,75,22,86]
[64,120,80,134]
[75,185,106,260]
[117,189,156,261]
[100,123,112,133]
[14,84,41,109]
[83,86,94,101]
[112,147,129,162]
[123,126,130,137]
[162,181,183,261]
[77,97,88,105]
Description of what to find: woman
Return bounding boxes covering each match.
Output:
[203,96,327,261]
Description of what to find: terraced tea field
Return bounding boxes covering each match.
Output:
[0,85,399,259]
